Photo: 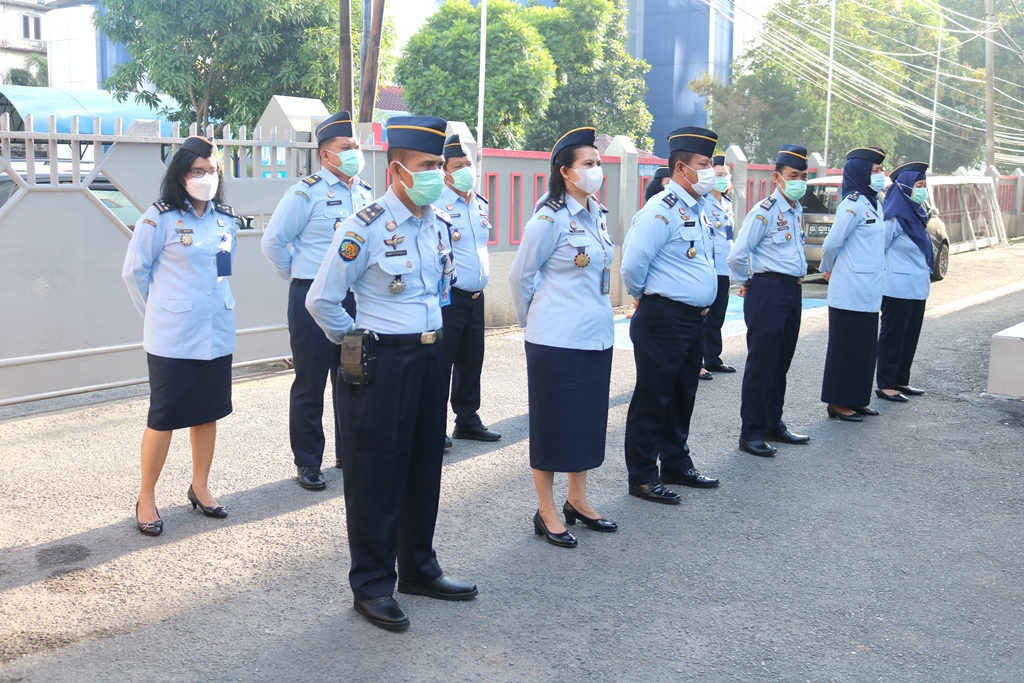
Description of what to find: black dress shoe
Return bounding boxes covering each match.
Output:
[698,370,714,380]
[398,574,478,601]
[707,364,736,373]
[875,389,908,402]
[533,511,577,547]
[661,468,720,488]
[827,404,863,422]
[135,502,163,537]
[764,429,811,444]
[297,465,326,490]
[897,385,925,396]
[452,425,501,442]
[354,597,409,632]
[187,484,227,518]
[444,435,453,449]
[563,501,617,532]
[629,482,682,504]
[739,439,778,457]
[853,406,879,416]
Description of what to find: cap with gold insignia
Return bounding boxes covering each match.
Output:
[668,126,718,157]
[776,144,808,171]
[316,111,354,145]
[846,147,886,164]
[443,134,470,160]
[180,136,216,157]
[712,155,727,167]
[386,116,447,155]
[550,126,596,169]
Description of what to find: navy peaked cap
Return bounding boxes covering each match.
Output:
[316,111,354,145]
[777,144,808,171]
[386,116,447,155]
[444,134,470,160]
[668,126,718,157]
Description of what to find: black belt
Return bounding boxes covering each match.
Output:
[452,287,482,300]
[291,278,314,286]
[753,272,803,285]
[643,294,709,316]
[375,330,443,346]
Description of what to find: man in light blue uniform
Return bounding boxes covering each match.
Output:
[728,145,812,457]
[621,126,722,505]
[306,116,477,632]
[701,154,735,378]
[434,134,501,447]
[261,111,373,490]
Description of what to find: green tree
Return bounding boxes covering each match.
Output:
[4,54,47,88]
[396,0,556,150]
[523,0,652,152]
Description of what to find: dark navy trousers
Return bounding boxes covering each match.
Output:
[441,288,485,429]
[740,274,802,441]
[876,295,926,390]
[287,281,354,467]
[338,341,446,600]
[703,275,731,367]
[624,295,706,486]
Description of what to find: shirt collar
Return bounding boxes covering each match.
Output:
[565,193,601,219]
[772,187,800,214]
[317,166,347,188]
[382,186,420,227]
[441,185,466,207]
[666,179,700,208]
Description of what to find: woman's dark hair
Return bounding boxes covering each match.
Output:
[644,177,667,203]
[159,147,225,211]
[540,144,595,209]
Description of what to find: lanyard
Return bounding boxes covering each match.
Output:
[575,205,609,268]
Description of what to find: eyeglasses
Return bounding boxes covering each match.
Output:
[187,168,218,179]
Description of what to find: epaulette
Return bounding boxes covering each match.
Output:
[759,196,777,210]
[475,191,489,205]
[543,197,566,212]
[358,179,372,191]
[356,203,385,225]
[214,203,236,218]
[301,174,322,187]
[660,193,678,208]
[847,191,860,201]
[153,200,173,214]
[597,201,610,214]
[432,206,453,227]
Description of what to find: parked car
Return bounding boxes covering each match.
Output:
[800,175,949,281]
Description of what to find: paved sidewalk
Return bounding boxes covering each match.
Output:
[1,247,1023,682]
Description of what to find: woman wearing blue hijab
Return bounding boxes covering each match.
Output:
[876,162,933,401]
[819,147,888,421]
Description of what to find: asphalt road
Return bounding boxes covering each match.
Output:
[1,245,1023,682]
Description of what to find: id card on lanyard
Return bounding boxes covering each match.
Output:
[438,230,452,307]
[578,209,612,296]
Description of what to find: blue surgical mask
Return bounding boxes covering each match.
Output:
[870,173,886,192]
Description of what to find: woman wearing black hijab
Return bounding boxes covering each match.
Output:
[643,167,670,204]
[819,147,888,421]
[876,162,933,401]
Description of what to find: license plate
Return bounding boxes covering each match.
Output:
[807,224,831,237]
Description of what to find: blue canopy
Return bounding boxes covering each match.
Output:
[0,85,175,136]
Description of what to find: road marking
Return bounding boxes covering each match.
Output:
[925,280,1024,318]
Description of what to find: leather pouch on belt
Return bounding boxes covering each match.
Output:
[341,330,376,386]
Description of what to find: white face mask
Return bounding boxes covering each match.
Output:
[685,164,717,195]
[186,173,219,202]
[569,165,604,195]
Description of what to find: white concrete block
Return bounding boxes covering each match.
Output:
[987,321,1024,398]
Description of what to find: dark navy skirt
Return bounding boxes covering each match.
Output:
[525,341,612,473]
[820,308,879,408]
[147,353,233,431]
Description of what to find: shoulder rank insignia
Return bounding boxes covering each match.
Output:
[294,190,310,202]
[433,206,453,226]
[848,191,860,201]
[339,239,361,261]
[475,191,489,205]
[141,218,157,227]
[153,201,173,214]
[755,214,768,224]
[356,203,385,225]
[543,197,566,212]
[654,214,669,224]
[345,231,365,244]
[214,203,236,217]
[538,215,555,223]
[358,179,372,191]
[660,193,678,208]
[759,196,777,210]
[597,201,610,214]
[301,174,322,187]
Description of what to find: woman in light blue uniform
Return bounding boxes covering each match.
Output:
[509,126,618,548]
[876,162,933,402]
[701,154,735,377]
[819,147,887,422]
[122,136,237,535]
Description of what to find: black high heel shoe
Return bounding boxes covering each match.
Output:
[135,501,163,536]
[533,511,577,548]
[563,501,617,532]
[188,485,228,518]
[827,404,863,422]
[875,389,908,402]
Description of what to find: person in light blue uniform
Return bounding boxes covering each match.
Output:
[620,126,722,506]
[509,126,618,549]
[875,162,933,402]
[261,111,374,490]
[306,116,477,632]
[727,145,812,457]
[435,134,501,447]
[122,136,237,536]
[820,146,888,421]
[701,154,736,379]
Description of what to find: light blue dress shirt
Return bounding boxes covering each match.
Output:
[123,200,237,360]
[820,192,886,312]
[434,185,490,292]
[620,179,717,307]
[508,193,615,351]
[728,188,807,283]
[704,193,734,277]
[306,187,455,343]
[882,218,931,300]
[260,166,374,281]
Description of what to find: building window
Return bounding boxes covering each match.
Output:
[34,16,41,40]
[22,15,42,40]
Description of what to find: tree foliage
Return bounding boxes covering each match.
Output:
[396,0,557,150]
[692,0,984,172]
[4,54,47,88]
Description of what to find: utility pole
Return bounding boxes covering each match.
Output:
[475,0,488,184]
[984,0,996,170]
[823,0,836,167]
[358,0,386,124]
[929,13,943,170]
[359,0,371,78]
[339,0,354,113]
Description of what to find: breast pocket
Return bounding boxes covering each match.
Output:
[224,292,236,310]
[377,256,416,277]
[853,262,878,274]
[678,225,702,243]
[771,229,796,244]
[160,298,193,313]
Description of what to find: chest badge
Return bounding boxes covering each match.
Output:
[481,219,490,228]
[446,203,454,211]
[385,220,397,232]
[389,276,406,294]
[176,219,185,227]
[180,234,193,246]
[785,233,793,241]
[574,252,591,268]
[715,220,722,228]
[384,235,405,248]
[687,246,697,259]
[327,190,335,198]
[217,219,225,227]
[452,229,462,242]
